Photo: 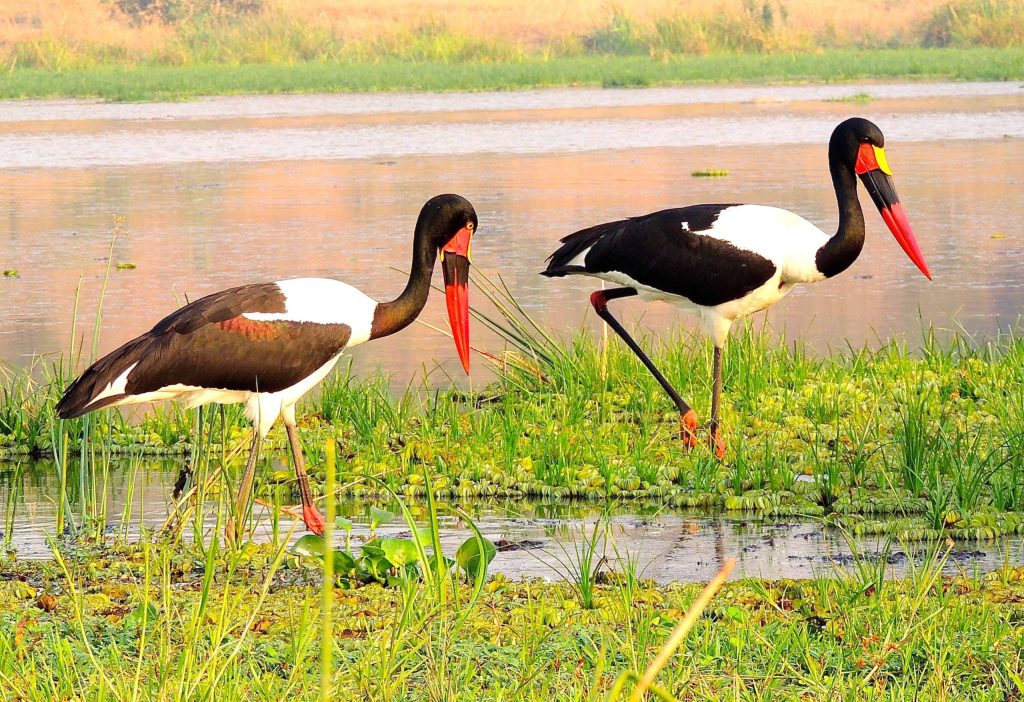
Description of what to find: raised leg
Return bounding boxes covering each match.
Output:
[590,288,698,448]
[226,430,261,544]
[709,345,726,459]
[285,420,326,536]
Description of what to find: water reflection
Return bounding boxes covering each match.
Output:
[0,85,1022,384]
[3,457,1023,582]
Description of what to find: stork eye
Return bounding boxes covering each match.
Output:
[466,221,475,231]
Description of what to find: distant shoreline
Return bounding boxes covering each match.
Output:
[3,48,1023,102]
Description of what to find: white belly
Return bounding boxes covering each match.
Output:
[587,269,798,347]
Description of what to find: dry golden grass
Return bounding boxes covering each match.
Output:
[1,0,1020,69]
[0,0,948,52]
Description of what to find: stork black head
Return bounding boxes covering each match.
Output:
[830,118,931,280]
[416,193,478,373]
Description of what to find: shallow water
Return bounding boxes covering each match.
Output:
[0,81,1022,383]
[3,458,1022,582]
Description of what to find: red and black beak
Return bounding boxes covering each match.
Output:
[855,143,932,280]
[441,226,472,373]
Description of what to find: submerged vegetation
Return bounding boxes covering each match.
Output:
[2,0,1024,98]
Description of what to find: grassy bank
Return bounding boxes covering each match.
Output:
[3,47,1024,100]
[3,304,1024,541]
[3,0,1024,99]
[0,537,1022,700]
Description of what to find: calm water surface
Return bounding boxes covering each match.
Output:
[0,81,1022,384]
[3,458,1021,582]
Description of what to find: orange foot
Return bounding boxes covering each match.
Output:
[680,409,699,449]
[302,502,326,536]
[710,427,726,460]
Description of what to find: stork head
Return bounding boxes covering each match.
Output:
[418,194,478,373]
[830,118,931,280]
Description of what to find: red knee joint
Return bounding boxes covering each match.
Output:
[590,290,609,313]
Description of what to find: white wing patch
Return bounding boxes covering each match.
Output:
[243,278,378,346]
[696,205,829,283]
[89,362,139,405]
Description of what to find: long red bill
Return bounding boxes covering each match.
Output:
[441,253,471,373]
[880,201,931,280]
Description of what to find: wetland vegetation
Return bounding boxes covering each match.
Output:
[3,0,1024,99]
[2,255,1024,702]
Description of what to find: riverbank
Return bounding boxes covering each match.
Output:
[3,48,1024,101]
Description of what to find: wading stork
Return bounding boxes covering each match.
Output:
[56,194,477,540]
[542,118,931,458]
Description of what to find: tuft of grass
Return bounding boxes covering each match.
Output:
[923,0,1024,47]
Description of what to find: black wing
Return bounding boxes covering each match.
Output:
[542,205,777,307]
[56,283,352,418]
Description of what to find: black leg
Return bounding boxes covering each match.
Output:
[285,421,325,536]
[226,430,261,544]
[709,345,725,458]
[590,288,698,446]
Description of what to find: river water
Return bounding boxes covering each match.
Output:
[0,81,1022,383]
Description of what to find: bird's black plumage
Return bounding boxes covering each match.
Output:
[542,205,777,307]
[55,283,352,418]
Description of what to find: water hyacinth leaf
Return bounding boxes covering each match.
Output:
[330,550,357,573]
[125,600,159,629]
[369,506,395,530]
[360,538,385,560]
[456,536,496,579]
[334,516,353,532]
[289,534,326,558]
[427,553,455,574]
[413,527,434,546]
[381,538,420,568]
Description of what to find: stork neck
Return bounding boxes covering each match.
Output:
[370,230,437,340]
[816,154,866,278]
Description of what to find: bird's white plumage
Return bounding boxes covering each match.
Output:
[699,205,829,284]
[244,278,378,348]
[580,205,830,346]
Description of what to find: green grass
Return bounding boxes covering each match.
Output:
[2,284,1024,699]
[3,47,1024,100]
[1,536,1022,700]
[3,316,1024,541]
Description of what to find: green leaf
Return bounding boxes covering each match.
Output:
[426,553,455,574]
[330,550,358,573]
[360,539,385,560]
[455,536,496,580]
[413,527,434,546]
[369,506,395,530]
[289,534,326,558]
[381,538,420,568]
[334,517,353,532]
[125,600,158,629]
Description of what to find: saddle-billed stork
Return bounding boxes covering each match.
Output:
[56,194,477,540]
[542,118,930,458]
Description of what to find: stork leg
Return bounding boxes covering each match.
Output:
[226,430,261,544]
[284,419,326,536]
[709,345,726,459]
[590,288,698,448]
